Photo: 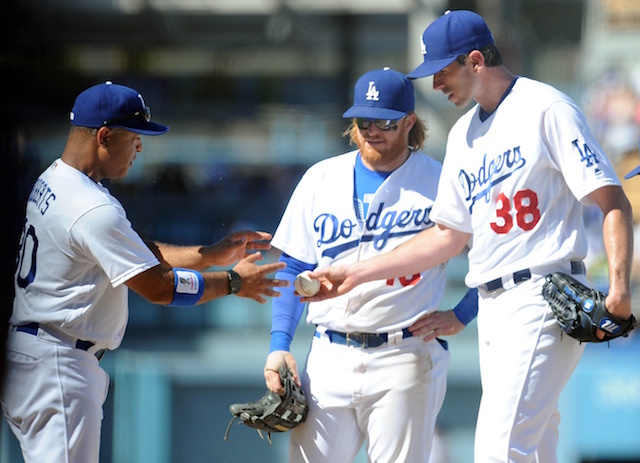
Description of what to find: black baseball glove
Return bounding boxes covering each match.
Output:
[223,366,307,444]
[542,272,636,343]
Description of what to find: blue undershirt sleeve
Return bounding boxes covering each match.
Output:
[452,287,479,326]
[269,253,316,353]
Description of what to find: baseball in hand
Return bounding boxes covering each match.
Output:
[294,271,321,297]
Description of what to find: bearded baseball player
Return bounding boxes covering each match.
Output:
[306,10,634,463]
[263,68,478,462]
[2,82,287,463]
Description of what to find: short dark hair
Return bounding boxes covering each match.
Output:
[70,125,98,138]
[455,43,502,67]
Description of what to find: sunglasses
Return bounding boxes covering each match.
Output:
[355,116,404,131]
[103,106,151,126]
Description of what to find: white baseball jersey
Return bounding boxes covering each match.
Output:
[430,77,620,288]
[271,149,446,333]
[11,159,159,349]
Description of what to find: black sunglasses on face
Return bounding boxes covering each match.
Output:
[355,116,404,131]
[103,106,151,126]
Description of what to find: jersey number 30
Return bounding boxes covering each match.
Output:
[490,189,541,234]
[16,222,38,289]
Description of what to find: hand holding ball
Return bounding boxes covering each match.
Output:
[294,271,321,297]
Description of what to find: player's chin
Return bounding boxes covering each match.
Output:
[111,168,131,180]
[451,94,471,108]
[360,145,384,163]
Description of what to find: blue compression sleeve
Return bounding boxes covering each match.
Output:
[270,253,315,353]
[452,287,479,326]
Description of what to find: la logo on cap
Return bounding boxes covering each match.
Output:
[365,82,380,102]
[342,67,414,120]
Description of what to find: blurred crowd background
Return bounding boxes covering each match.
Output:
[2,0,640,462]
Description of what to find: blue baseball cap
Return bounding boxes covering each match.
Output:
[343,67,414,120]
[408,10,494,79]
[70,81,169,135]
[624,139,640,179]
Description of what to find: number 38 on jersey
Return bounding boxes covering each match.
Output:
[490,189,541,234]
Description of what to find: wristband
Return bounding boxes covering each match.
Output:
[453,287,479,325]
[169,268,205,307]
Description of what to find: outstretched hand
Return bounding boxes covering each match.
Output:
[209,230,274,267]
[232,253,289,303]
[298,265,357,302]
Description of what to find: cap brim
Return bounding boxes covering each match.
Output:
[407,56,458,79]
[342,106,407,120]
[114,121,170,136]
[624,165,640,179]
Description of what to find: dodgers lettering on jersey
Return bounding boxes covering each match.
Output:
[459,146,526,213]
[272,150,447,333]
[430,78,620,288]
[315,202,433,257]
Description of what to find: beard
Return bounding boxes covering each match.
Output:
[354,128,409,170]
[357,139,384,165]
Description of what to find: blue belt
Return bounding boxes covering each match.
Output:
[480,261,586,293]
[314,328,413,349]
[16,323,106,361]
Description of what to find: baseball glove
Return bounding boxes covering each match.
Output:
[223,366,307,444]
[542,272,636,343]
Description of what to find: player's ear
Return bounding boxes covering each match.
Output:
[97,126,110,148]
[468,50,484,71]
[404,113,417,131]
